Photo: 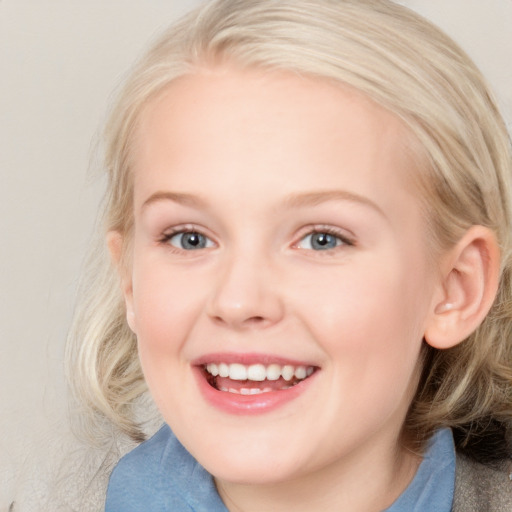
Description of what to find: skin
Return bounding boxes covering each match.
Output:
[110,67,492,511]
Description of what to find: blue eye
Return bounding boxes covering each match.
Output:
[167,231,213,250]
[298,231,348,251]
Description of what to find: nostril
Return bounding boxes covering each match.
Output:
[212,315,226,325]
[212,314,266,327]
[246,316,265,324]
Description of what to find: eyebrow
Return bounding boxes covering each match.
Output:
[141,189,385,218]
[282,190,386,218]
[141,191,207,212]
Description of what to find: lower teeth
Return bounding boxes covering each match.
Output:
[205,370,308,394]
[219,386,292,395]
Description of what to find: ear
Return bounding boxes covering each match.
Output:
[106,231,136,333]
[424,226,500,349]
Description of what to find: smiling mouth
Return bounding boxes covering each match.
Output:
[202,362,317,395]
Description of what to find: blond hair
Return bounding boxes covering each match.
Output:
[67,0,512,460]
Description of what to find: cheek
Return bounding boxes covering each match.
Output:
[129,256,208,414]
[292,255,430,379]
[308,267,428,433]
[131,255,206,355]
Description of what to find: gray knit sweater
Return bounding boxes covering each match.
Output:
[453,453,512,511]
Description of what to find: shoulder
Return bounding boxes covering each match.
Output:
[107,424,182,489]
[453,451,512,512]
[105,424,227,512]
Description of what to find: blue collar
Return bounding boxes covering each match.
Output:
[106,425,455,511]
[385,428,455,512]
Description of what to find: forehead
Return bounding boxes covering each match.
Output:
[131,66,422,217]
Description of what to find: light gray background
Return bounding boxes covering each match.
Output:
[1,1,511,509]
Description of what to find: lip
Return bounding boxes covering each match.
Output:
[192,352,319,415]
[192,352,316,367]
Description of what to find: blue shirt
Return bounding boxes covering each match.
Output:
[106,425,455,511]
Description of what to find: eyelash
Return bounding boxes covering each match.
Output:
[158,225,355,253]
[293,226,355,253]
[159,225,215,252]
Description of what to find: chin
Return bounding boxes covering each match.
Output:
[206,456,300,486]
[188,430,306,485]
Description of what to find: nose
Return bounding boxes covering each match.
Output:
[207,252,285,329]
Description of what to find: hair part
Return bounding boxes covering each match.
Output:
[67,0,512,461]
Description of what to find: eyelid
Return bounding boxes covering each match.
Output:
[159,224,217,249]
[292,225,355,250]
[157,223,355,253]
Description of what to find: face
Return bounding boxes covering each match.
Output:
[122,67,440,487]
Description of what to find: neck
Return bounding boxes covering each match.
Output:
[215,442,421,512]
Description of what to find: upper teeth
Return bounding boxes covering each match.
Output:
[205,363,314,381]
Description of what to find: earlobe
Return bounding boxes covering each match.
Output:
[424,226,500,350]
[106,231,137,333]
[106,230,124,266]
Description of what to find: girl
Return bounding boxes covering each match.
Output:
[67,0,512,510]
